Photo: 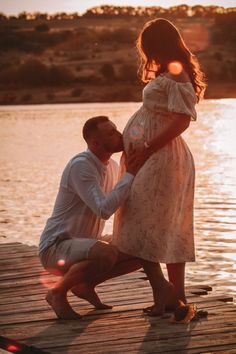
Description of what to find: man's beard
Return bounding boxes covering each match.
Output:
[104,142,124,153]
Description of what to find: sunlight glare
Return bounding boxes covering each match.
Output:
[57,259,66,267]
[168,61,183,75]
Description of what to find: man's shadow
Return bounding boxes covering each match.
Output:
[25,306,111,353]
[23,266,114,353]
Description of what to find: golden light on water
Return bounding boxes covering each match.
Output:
[0,100,235,295]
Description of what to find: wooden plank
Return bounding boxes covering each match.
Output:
[0,243,235,354]
[2,309,236,337]
[6,325,236,351]
[0,299,235,326]
[34,331,236,353]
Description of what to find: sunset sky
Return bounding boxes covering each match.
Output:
[0,0,235,15]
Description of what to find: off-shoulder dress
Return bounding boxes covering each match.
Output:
[112,73,197,263]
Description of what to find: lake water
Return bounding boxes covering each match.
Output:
[0,100,236,298]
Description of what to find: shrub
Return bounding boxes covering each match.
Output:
[46,92,55,100]
[101,63,115,81]
[211,13,236,46]
[104,87,136,101]
[47,65,74,85]
[17,59,48,86]
[0,29,71,53]
[35,24,50,32]
[0,92,17,104]
[118,63,137,82]
[21,93,32,102]
[71,88,83,97]
[0,58,75,87]
[98,28,135,44]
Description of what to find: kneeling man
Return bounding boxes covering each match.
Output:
[39,116,145,319]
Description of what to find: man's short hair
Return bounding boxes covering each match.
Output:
[83,116,109,142]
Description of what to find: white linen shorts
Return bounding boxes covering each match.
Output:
[39,237,98,275]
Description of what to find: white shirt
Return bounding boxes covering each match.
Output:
[39,149,134,254]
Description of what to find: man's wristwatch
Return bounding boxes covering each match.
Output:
[144,141,150,149]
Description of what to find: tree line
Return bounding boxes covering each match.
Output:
[0,5,235,21]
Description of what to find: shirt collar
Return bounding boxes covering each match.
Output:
[87,149,108,171]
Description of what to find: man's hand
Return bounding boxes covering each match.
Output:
[125,143,150,176]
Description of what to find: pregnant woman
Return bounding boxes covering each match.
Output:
[112,18,206,316]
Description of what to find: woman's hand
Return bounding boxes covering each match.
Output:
[133,143,152,162]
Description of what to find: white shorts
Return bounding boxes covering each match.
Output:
[39,237,98,275]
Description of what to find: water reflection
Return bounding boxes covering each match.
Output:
[0,99,235,297]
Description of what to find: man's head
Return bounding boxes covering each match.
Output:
[83,116,123,154]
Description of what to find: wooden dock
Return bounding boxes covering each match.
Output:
[0,242,236,354]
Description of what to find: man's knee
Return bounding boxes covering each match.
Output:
[101,247,118,270]
[88,242,118,272]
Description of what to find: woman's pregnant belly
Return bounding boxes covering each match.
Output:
[123,106,173,153]
[123,106,195,183]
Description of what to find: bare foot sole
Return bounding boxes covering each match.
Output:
[146,282,174,317]
[46,289,82,320]
[71,285,113,310]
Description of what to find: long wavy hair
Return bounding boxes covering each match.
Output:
[136,18,206,101]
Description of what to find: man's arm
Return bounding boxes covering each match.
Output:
[69,161,134,220]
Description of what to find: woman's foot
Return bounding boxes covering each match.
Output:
[145,281,174,317]
[143,295,187,313]
[143,304,175,313]
[46,289,82,320]
[71,284,113,310]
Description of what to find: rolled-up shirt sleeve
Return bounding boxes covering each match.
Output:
[69,161,134,220]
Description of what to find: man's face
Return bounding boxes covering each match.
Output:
[96,120,123,153]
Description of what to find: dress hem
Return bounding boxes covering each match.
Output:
[116,244,195,263]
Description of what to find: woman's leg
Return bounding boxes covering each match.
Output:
[166,262,186,305]
[142,260,173,316]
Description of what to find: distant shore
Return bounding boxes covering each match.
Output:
[0,82,235,106]
[1,12,235,106]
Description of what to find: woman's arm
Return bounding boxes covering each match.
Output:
[146,113,191,156]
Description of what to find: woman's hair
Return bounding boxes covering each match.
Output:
[136,18,206,101]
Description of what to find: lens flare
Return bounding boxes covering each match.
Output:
[57,259,65,267]
[7,344,20,352]
[128,125,144,141]
[167,61,183,75]
[39,271,57,288]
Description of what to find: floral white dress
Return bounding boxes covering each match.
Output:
[112,73,197,263]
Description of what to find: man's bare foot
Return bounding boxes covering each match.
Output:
[145,281,174,317]
[71,284,113,310]
[46,289,82,320]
